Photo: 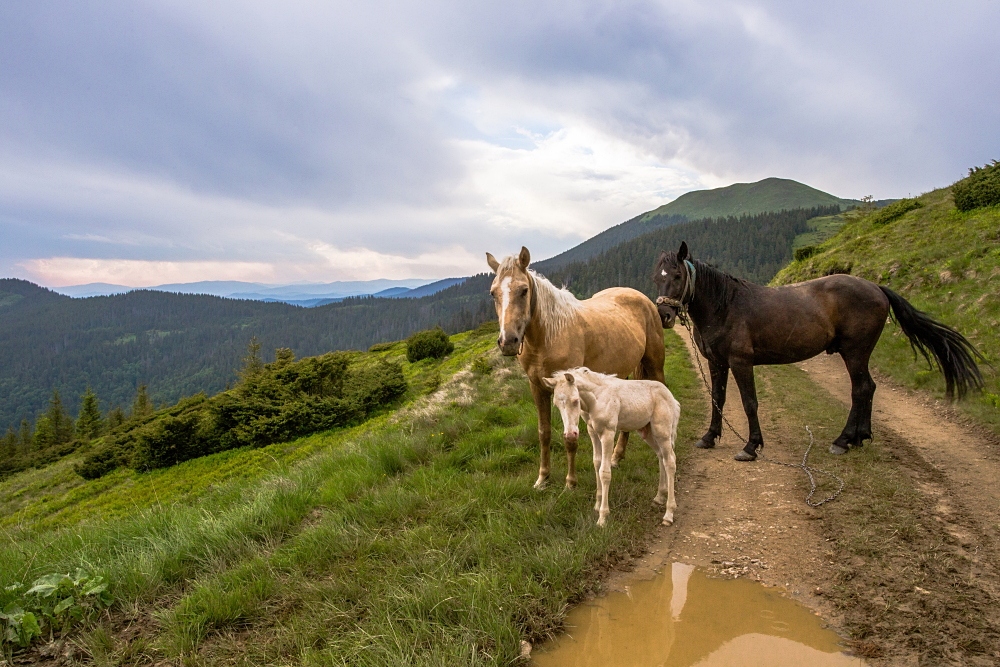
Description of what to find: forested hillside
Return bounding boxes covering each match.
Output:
[546,206,840,298]
[538,177,854,269]
[0,277,491,432]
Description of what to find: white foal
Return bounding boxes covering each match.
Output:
[544,368,680,527]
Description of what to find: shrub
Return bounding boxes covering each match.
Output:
[794,245,818,261]
[76,352,407,477]
[368,341,398,352]
[406,327,454,362]
[866,198,922,226]
[952,160,1000,211]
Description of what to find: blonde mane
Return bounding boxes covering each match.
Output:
[529,270,581,343]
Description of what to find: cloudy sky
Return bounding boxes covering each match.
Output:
[2,1,998,287]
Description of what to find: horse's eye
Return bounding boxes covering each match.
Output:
[519,287,529,297]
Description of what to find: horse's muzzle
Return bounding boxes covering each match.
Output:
[657,304,677,329]
[497,336,521,356]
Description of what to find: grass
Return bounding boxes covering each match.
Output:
[774,187,1000,435]
[791,212,847,251]
[752,363,1000,664]
[1,328,706,665]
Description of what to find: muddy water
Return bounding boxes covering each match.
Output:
[532,563,863,667]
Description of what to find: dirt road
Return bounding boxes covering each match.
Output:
[597,328,1000,666]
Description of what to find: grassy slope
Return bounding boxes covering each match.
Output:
[773,188,1000,434]
[639,177,855,222]
[791,212,847,251]
[0,328,706,665]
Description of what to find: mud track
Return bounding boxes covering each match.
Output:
[597,328,1000,666]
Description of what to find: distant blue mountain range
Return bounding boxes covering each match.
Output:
[54,277,466,306]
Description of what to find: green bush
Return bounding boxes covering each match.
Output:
[866,198,922,226]
[953,161,1000,211]
[406,327,454,362]
[793,245,818,261]
[76,353,407,478]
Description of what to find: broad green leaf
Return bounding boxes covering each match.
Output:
[53,596,75,615]
[19,611,41,644]
[82,582,108,597]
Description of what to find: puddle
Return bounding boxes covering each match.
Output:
[532,563,864,667]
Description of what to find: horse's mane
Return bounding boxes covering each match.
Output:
[530,270,581,341]
[547,367,620,385]
[692,260,747,313]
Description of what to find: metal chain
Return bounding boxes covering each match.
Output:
[679,316,845,507]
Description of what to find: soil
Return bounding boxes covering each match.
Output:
[594,327,1000,666]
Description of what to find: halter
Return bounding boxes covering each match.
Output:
[655,259,697,323]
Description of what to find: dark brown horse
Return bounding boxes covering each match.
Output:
[653,242,984,461]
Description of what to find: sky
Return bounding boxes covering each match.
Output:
[2,1,998,287]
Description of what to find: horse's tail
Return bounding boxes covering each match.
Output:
[879,286,985,399]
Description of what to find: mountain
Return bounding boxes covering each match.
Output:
[53,278,438,303]
[538,177,856,270]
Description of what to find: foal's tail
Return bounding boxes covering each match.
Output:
[879,286,985,399]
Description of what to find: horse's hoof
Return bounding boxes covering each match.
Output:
[565,480,577,490]
[597,517,608,528]
[533,477,549,490]
[662,517,674,526]
[652,495,666,506]
[695,438,716,449]
[733,450,757,462]
[828,444,849,456]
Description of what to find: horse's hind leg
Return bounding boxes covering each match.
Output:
[639,425,667,506]
[651,417,678,525]
[610,431,629,467]
[832,350,877,455]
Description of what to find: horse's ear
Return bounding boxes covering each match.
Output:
[678,241,689,261]
[541,377,556,390]
[518,246,531,270]
[486,252,500,272]
[564,372,575,385]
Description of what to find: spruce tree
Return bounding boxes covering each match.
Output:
[76,388,104,440]
[106,406,126,431]
[45,390,74,445]
[132,385,153,419]
[19,419,32,452]
[33,415,55,449]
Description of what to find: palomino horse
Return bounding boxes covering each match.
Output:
[653,242,984,461]
[544,368,680,526]
[486,247,665,489]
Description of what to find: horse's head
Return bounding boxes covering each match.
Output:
[486,246,533,356]
[653,241,695,329]
[542,371,582,445]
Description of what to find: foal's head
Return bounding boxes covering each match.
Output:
[652,241,695,329]
[542,371,582,445]
[486,246,533,356]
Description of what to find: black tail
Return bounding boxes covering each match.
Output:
[879,286,985,399]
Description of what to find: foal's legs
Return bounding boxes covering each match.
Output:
[831,350,877,455]
[657,418,678,525]
[610,431,630,467]
[697,360,729,449]
[597,426,617,526]
[731,363,764,461]
[590,421,604,512]
[530,382,553,489]
[639,424,668,506]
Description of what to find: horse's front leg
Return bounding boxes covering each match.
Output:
[697,360,729,449]
[530,382,553,489]
[730,363,763,461]
[589,420,604,512]
[597,426,617,526]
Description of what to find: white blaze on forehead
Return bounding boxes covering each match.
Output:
[499,276,512,328]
